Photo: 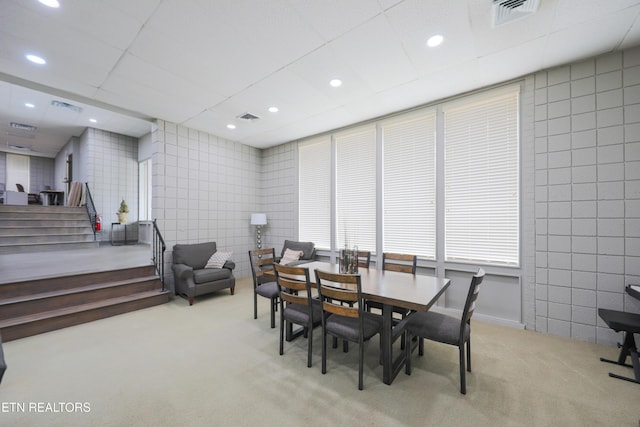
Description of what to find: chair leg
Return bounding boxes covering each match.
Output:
[270,298,276,328]
[359,340,364,390]
[467,339,472,372]
[253,293,258,320]
[418,337,424,356]
[279,315,285,356]
[459,345,466,395]
[405,332,413,375]
[343,340,349,353]
[307,324,313,368]
[322,330,328,374]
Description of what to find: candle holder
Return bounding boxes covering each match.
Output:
[339,245,358,274]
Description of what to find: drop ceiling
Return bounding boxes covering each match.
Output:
[1,0,639,158]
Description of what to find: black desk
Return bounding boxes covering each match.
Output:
[110,222,134,246]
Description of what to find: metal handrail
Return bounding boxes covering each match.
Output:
[152,218,167,290]
[84,182,98,240]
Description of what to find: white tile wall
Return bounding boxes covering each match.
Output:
[534,46,640,344]
[151,120,290,289]
[80,128,139,243]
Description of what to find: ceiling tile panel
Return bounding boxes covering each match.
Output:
[287,0,383,41]
[330,14,418,92]
[1,0,639,153]
[542,9,639,69]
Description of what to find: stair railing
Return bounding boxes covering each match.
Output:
[84,182,98,240]
[152,219,166,291]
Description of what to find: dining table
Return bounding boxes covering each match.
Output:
[291,261,451,385]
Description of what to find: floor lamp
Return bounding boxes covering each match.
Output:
[250,213,267,250]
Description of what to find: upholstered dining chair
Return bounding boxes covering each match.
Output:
[404,268,485,394]
[367,252,418,324]
[248,248,279,328]
[315,269,383,390]
[357,251,371,269]
[382,252,417,274]
[274,263,322,367]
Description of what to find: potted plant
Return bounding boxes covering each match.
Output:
[117,199,129,223]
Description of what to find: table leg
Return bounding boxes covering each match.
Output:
[382,303,410,385]
[382,303,393,385]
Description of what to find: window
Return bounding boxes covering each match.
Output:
[336,127,376,252]
[382,112,436,258]
[298,136,331,249]
[297,85,520,267]
[443,88,519,266]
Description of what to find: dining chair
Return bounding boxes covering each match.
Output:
[382,252,417,274]
[367,253,418,342]
[404,268,485,394]
[248,248,279,328]
[274,263,322,367]
[315,269,383,390]
[357,251,371,269]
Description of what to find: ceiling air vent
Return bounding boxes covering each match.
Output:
[237,112,260,121]
[492,0,540,27]
[10,122,37,132]
[51,100,83,113]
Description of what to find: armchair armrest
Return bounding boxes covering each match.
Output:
[223,260,236,271]
[172,263,194,281]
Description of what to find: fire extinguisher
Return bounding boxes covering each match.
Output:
[95,214,102,231]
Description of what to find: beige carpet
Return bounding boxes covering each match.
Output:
[0,278,638,427]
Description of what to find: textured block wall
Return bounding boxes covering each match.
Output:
[534,47,640,344]
[151,120,264,284]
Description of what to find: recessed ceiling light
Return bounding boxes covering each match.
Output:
[89,118,97,123]
[38,0,60,7]
[227,124,236,130]
[426,34,444,47]
[268,106,279,113]
[329,79,342,87]
[25,103,35,108]
[26,54,46,65]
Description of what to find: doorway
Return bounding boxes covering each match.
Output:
[65,153,73,195]
[6,153,30,193]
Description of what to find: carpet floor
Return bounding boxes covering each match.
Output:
[0,278,638,426]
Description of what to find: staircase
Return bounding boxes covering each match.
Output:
[0,204,96,254]
[0,265,170,342]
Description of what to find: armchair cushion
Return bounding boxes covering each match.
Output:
[281,240,316,261]
[193,268,233,284]
[206,251,233,268]
[173,242,217,269]
[280,248,303,265]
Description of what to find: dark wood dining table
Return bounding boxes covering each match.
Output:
[292,261,451,385]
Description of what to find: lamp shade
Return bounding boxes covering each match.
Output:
[250,213,267,225]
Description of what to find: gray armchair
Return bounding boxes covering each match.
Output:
[172,242,235,305]
[278,240,316,266]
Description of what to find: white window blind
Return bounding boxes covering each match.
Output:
[382,112,436,258]
[336,127,376,252]
[444,87,520,266]
[299,136,331,249]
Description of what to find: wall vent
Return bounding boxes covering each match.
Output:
[492,0,540,27]
[237,112,260,121]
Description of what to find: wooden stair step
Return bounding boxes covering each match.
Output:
[0,276,163,320]
[0,276,160,305]
[0,290,170,342]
